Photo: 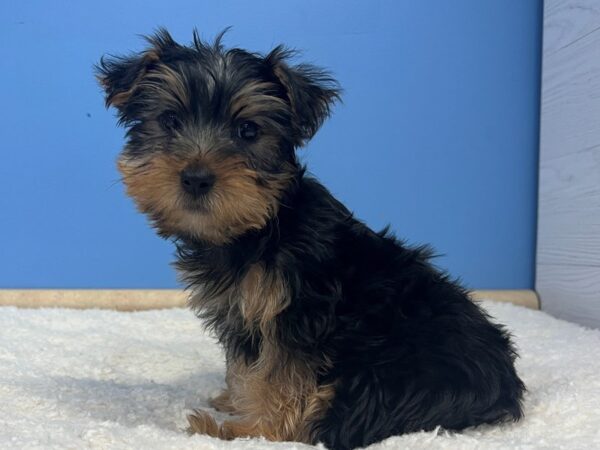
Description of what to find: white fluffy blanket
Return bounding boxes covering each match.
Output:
[1,301,599,449]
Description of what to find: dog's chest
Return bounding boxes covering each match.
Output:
[187,262,290,335]
[236,263,289,332]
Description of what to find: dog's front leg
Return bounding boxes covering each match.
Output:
[187,410,275,440]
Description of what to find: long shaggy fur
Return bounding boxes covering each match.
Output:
[97,28,525,450]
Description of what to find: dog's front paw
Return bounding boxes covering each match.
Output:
[187,409,220,437]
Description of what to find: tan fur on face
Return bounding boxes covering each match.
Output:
[138,63,190,110]
[230,81,288,120]
[118,153,293,244]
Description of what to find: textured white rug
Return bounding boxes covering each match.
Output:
[1,301,599,450]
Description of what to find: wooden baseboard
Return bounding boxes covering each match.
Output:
[0,289,540,311]
[0,289,186,311]
[470,290,539,310]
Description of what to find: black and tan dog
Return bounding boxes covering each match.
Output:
[97,29,525,450]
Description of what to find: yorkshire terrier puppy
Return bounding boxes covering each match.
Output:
[97,29,525,450]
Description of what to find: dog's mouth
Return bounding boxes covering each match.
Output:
[181,194,211,213]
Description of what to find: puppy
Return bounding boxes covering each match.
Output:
[97,29,525,450]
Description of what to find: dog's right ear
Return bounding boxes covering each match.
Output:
[95,52,157,110]
[95,28,178,112]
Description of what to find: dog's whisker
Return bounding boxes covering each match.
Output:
[107,177,125,189]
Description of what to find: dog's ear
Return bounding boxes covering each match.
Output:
[266,46,341,146]
[96,53,156,111]
[95,28,178,111]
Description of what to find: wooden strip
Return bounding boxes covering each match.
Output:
[470,290,539,310]
[0,290,187,311]
[0,289,539,311]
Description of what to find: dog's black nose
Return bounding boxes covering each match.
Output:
[180,166,216,198]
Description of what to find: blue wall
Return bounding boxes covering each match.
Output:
[0,1,542,289]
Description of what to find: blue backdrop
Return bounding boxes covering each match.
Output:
[0,1,542,289]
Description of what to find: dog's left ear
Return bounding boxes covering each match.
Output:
[266,46,341,146]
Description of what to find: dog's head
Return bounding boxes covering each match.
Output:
[97,29,340,244]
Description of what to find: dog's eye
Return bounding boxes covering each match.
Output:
[237,121,259,141]
[158,111,181,132]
